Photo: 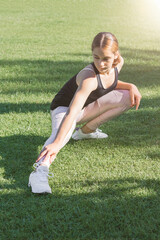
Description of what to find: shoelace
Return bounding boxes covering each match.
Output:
[76,127,102,134]
[32,163,54,178]
[33,162,40,169]
[96,128,102,132]
[93,128,102,136]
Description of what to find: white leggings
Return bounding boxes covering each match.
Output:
[42,90,131,153]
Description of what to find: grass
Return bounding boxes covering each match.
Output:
[0,0,160,239]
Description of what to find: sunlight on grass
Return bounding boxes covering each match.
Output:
[0,0,160,239]
[131,0,160,34]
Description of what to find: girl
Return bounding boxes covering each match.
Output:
[28,32,142,194]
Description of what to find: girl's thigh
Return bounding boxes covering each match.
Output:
[77,90,130,124]
[43,107,68,147]
[51,106,69,130]
[43,106,77,148]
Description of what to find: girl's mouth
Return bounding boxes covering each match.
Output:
[100,68,108,72]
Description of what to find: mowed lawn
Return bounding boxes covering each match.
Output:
[0,0,160,239]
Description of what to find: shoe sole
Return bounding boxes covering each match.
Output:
[28,182,52,194]
[72,136,108,140]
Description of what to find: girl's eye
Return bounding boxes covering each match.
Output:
[94,56,99,59]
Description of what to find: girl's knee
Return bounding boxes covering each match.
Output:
[121,90,131,109]
[113,90,130,107]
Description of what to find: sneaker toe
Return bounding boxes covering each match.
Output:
[31,184,52,194]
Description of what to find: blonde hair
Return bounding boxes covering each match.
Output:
[92,32,121,67]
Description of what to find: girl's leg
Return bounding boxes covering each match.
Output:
[29,106,79,194]
[38,106,77,167]
[77,90,131,132]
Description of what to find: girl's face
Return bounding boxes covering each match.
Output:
[92,47,117,74]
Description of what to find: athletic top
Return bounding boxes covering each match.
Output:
[50,62,118,110]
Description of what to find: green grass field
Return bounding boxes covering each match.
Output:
[0,0,160,239]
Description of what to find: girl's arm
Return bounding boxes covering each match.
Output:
[115,56,142,109]
[37,74,97,162]
[116,56,124,73]
[115,80,142,110]
[53,77,97,146]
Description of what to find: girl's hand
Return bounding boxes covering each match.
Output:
[129,84,142,110]
[36,142,60,163]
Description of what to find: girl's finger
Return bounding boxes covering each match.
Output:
[136,98,140,110]
[130,94,135,107]
[50,154,56,163]
[41,154,50,163]
[36,150,47,162]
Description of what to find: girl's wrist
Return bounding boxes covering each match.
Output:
[129,83,135,90]
[52,139,62,149]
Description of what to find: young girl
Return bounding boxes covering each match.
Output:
[28,32,142,194]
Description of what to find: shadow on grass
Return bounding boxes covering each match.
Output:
[0,134,46,189]
[120,47,160,60]
[0,102,50,114]
[1,175,160,239]
[0,48,160,97]
[0,59,89,95]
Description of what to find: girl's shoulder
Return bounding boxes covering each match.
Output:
[77,63,96,79]
[78,63,95,74]
[76,63,97,87]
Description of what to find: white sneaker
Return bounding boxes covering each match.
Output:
[28,164,53,194]
[72,128,108,140]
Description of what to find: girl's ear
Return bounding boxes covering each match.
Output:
[114,51,119,59]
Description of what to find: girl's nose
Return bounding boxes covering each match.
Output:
[99,60,104,67]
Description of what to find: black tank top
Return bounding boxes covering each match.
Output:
[50,63,118,110]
